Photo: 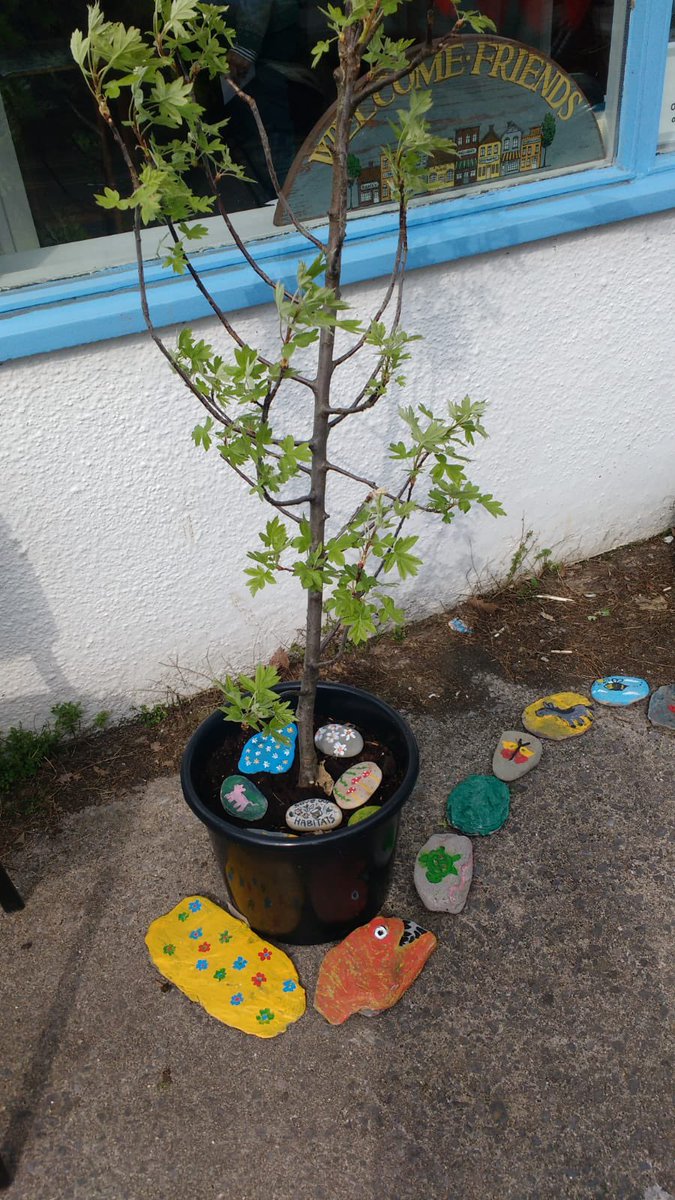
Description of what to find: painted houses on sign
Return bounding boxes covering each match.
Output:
[346,120,545,212]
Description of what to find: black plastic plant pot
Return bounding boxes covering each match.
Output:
[180,682,419,945]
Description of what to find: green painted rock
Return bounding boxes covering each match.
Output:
[347,805,381,826]
[220,775,268,822]
[446,775,510,836]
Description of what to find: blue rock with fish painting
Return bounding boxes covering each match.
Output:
[591,676,650,706]
[238,723,298,775]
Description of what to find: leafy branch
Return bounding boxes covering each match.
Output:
[72,0,503,786]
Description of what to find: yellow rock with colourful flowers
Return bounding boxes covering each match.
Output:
[145,895,305,1038]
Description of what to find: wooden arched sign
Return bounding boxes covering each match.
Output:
[274,36,604,225]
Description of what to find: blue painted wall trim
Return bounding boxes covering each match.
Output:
[2,164,675,363]
[1,0,674,364]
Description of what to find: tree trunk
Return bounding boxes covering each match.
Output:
[296,36,359,787]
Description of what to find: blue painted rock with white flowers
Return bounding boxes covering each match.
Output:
[591,675,650,706]
[238,723,298,775]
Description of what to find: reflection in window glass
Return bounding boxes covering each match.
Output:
[658,1,675,151]
[0,1,626,256]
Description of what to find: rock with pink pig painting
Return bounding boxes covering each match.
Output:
[220,775,268,822]
[413,833,473,914]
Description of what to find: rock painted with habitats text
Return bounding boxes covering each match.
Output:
[522,692,593,740]
[492,731,543,781]
[220,775,268,822]
[145,896,305,1038]
[414,834,473,914]
[238,723,297,774]
[314,916,437,1025]
[591,676,650,706]
[285,798,343,833]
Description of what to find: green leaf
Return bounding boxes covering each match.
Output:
[191,416,214,450]
[383,535,422,580]
[94,187,124,210]
[70,29,89,68]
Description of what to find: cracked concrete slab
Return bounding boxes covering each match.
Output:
[1,676,673,1199]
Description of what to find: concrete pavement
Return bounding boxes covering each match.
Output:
[1,670,673,1200]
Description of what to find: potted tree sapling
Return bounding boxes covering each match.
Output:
[72,0,502,943]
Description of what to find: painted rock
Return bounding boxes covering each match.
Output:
[314,723,364,758]
[348,805,381,826]
[591,675,650,706]
[314,915,437,1025]
[285,798,343,832]
[238,723,297,774]
[414,833,473,914]
[220,775,268,821]
[492,730,543,781]
[333,761,382,810]
[522,692,593,740]
[447,774,510,835]
[145,895,305,1038]
[647,684,675,731]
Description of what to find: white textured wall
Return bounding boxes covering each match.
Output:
[1,211,674,729]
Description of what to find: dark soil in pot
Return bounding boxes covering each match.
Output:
[194,713,404,834]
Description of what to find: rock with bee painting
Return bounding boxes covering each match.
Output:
[414,833,473,914]
[591,675,650,706]
[492,731,543,782]
[314,916,437,1024]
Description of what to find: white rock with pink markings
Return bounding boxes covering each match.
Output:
[413,833,473,914]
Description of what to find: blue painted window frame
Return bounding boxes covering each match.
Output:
[1,0,674,363]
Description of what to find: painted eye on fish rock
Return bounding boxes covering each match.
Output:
[374,925,388,940]
[351,890,360,901]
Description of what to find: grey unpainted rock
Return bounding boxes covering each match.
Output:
[647,684,675,731]
[414,833,473,913]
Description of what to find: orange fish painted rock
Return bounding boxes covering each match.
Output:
[314,916,437,1025]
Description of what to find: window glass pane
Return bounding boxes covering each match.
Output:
[1,1,627,262]
[658,1,675,152]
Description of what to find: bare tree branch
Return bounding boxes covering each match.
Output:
[327,461,395,498]
[223,75,327,253]
[333,198,408,367]
[165,219,251,350]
